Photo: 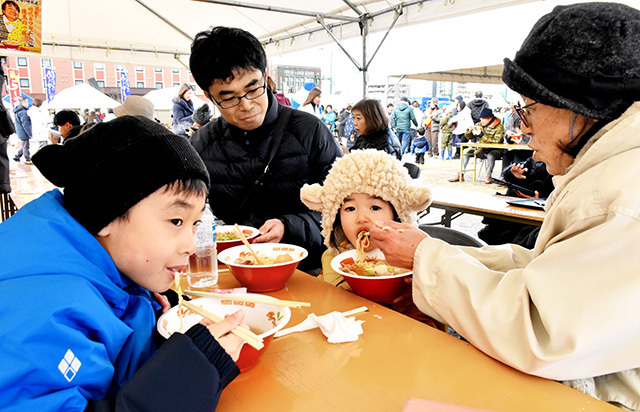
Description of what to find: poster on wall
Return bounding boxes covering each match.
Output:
[0,0,42,53]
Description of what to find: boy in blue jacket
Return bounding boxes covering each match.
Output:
[0,116,245,412]
[411,126,429,165]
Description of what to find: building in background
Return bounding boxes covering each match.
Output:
[270,65,321,94]
[2,55,197,102]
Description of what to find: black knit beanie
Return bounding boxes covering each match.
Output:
[503,2,640,121]
[32,116,210,234]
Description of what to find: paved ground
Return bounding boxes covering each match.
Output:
[402,152,509,239]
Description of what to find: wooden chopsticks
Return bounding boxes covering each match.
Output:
[234,223,263,264]
[180,299,264,350]
[184,290,310,308]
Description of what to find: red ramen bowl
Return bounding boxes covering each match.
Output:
[2,40,20,49]
[330,248,412,304]
[218,243,308,292]
[157,296,291,372]
[216,225,260,253]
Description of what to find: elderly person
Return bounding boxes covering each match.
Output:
[370,3,640,409]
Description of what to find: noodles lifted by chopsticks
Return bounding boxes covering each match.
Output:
[342,230,410,277]
[356,230,370,263]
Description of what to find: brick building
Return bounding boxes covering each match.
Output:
[2,55,196,102]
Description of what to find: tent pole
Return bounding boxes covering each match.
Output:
[361,18,368,98]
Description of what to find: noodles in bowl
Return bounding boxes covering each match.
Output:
[331,233,412,303]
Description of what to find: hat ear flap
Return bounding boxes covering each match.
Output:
[32,144,70,187]
[300,184,324,211]
[406,184,433,212]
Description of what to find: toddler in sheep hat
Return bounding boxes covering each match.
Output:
[300,149,431,288]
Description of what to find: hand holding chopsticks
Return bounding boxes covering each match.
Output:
[234,223,263,264]
[184,290,311,308]
[180,299,264,350]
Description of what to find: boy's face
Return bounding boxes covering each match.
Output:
[96,186,206,293]
[207,68,268,131]
[339,193,394,251]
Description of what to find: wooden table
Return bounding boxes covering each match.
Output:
[8,160,56,209]
[458,143,532,182]
[427,186,546,227]
[184,270,616,412]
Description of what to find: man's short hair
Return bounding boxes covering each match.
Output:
[475,91,483,98]
[189,26,267,92]
[2,1,19,13]
[53,110,81,127]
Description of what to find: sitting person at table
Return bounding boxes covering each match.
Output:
[189,26,342,273]
[501,116,533,167]
[449,107,504,183]
[0,116,245,411]
[349,98,402,160]
[370,3,640,409]
[300,149,431,290]
[478,156,554,248]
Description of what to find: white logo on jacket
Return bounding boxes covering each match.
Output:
[58,349,82,382]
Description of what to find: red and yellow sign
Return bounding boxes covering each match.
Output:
[0,0,42,53]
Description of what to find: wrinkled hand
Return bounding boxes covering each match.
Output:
[254,219,285,243]
[514,189,540,199]
[511,163,528,179]
[368,221,428,269]
[200,311,246,361]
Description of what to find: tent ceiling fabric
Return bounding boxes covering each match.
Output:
[397,65,505,85]
[4,0,538,70]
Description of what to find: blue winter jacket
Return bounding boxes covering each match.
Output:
[13,104,32,141]
[0,190,238,412]
[172,96,194,137]
[411,135,429,154]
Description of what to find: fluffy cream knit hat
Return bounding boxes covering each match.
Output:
[300,149,432,250]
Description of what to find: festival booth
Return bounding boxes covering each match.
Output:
[47,83,120,111]
[143,87,212,125]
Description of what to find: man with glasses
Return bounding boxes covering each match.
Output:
[189,26,342,273]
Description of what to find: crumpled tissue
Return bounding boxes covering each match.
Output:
[274,311,364,343]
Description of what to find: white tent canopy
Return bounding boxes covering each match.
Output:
[25,0,538,69]
[47,83,121,110]
[143,87,208,111]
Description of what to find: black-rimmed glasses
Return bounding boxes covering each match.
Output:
[207,76,267,109]
[513,101,538,128]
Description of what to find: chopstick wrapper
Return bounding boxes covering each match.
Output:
[275,311,364,343]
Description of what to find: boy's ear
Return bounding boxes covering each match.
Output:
[96,224,111,237]
[300,184,324,211]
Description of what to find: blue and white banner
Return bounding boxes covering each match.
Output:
[120,71,131,102]
[44,67,56,103]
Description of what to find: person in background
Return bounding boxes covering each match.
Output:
[103,108,116,122]
[12,97,32,164]
[386,103,394,119]
[439,104,456,160]
[449,98,474,159]
[172,83,195,138]
[299,87,322,118]
[467,91,490,124]
[0,116,245,411]
[52,110,82,143]
[391,96,418,155]
[502,116,532,166]
[411,126,428,166]
[410,100,424,148]
[266,76,291,107]
[28,98,49,151]
[187,104,213,138]
[113,95,155,121]
[336,105,351,143]
[371,3,640,408]
[188,26,342,273]
[94,108,104,122]
[424,97,442,158]
[343,107,357,151]
[449,107,504,183]
[478,156,554,248]
[322,104,337,134]
[0,99,14,194]
[300,149,431,289]
[350,98,401,160]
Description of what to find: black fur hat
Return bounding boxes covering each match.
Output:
[503,2,640,120]
[33,116,210,234]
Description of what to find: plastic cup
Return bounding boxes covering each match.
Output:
[187,246,218,288]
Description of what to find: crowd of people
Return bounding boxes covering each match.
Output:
[1,2,640,411]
